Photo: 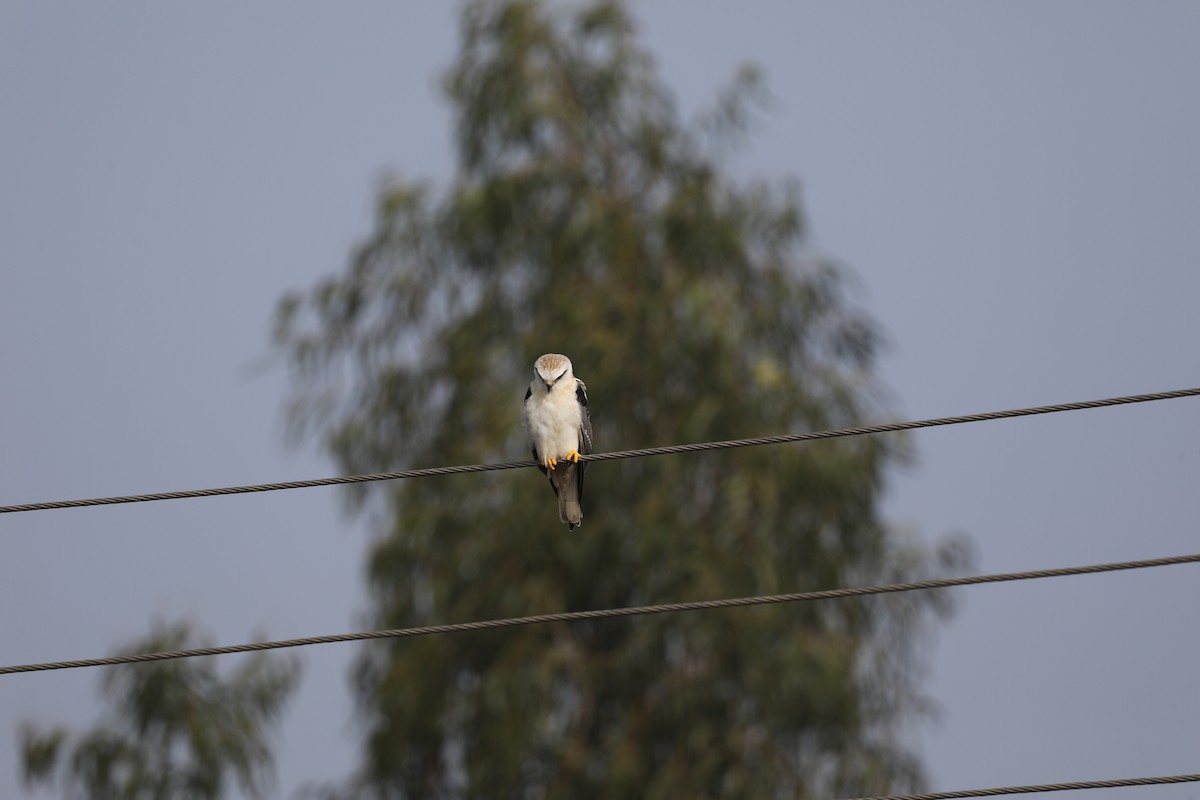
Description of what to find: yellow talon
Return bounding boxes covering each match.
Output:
[544,456,558,471]
[566,449,581,464]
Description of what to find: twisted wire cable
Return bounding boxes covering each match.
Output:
[3,552,1197,675]
[3,387,1197,514]
[846,772,1200,799]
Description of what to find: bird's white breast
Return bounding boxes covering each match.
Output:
[524,382,582,459]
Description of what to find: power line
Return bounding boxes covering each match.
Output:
[3,551,1196,676]
[2,386,1197,515]
[845,772,1200,800]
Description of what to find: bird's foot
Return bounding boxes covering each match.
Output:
[543,456,558,471]
[566,449,582,464]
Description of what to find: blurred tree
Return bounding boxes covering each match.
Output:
[20,621,299,800]
[277,1,968,797]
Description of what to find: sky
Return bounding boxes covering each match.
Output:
[2,2,1199,798]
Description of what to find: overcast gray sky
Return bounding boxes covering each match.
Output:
[2,3,1198,798]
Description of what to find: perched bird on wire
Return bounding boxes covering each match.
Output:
[521,353,593,529]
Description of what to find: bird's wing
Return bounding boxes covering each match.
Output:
[575,379,593,503]
[576,379,593,456]
[524,385,549,478]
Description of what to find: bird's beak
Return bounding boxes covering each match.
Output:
[544,380,555,390]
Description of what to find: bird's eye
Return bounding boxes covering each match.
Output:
[555,370,567,382]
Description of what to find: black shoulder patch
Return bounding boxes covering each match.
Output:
[524,386,532,402]
[576,379,594,457]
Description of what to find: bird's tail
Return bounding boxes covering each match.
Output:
[555,465,584,530]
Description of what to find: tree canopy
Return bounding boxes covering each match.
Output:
[276,1,968,797]
[20,621,299,800]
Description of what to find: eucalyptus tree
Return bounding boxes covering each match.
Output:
[277,2,967,797]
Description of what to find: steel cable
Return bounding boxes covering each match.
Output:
[3,552,1197,675]
[845,772,1200,799]
[2,387,1198,515]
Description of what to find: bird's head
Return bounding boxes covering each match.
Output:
[534,353,573,391]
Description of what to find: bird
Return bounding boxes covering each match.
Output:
[521,353,593,529]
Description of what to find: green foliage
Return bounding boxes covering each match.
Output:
[20,621,299,800]
[277,1,970,797]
